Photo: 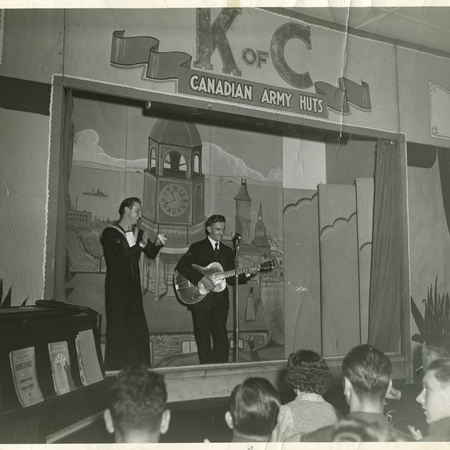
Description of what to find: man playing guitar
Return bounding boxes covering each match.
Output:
[175,214,257,364]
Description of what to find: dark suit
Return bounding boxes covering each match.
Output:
[175,237,247,364]
[384,383,428,436]
[421,417,450,441]
[300,411,413,442]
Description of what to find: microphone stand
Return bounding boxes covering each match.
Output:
[234,237,240,363]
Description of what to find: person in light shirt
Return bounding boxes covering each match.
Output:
[271,349,340,441]
[411,358,450,441]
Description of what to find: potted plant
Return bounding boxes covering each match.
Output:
[0,279,27,308]
[411,277,450,343]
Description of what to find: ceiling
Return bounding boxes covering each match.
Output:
[8,3,449,55]
[283,7,450,56]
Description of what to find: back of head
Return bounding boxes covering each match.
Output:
[285,349,332,395]
[331,418,409,442]
[342,345,391,401]
[427,358,450,386]
[108,365,167,439]
[423,334,450,371]
[229,377,280,439]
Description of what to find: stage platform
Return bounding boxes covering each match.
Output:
[107,354,408,403]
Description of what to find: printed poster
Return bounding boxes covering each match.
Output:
[9,346,44,408]
[75,329,103,386]
[48,341,76,396]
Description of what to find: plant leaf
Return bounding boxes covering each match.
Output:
[0,287,12,308]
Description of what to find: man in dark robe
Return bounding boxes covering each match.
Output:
[101,197,166,370]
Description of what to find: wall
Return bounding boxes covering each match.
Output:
[398,47,450,148]
[397,47,450,358]
[0,10,63,83]
[0,10,63,304]
[0,108,49,303]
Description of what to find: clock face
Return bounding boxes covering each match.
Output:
[158,183,189,217]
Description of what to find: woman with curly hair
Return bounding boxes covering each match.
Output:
[271,349,341,441]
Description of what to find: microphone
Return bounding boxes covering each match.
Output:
[233,233,241,251]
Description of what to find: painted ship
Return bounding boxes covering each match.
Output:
[82,188,108,198]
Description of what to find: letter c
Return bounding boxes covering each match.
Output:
[271,22,313,89]
[190,74,199,91]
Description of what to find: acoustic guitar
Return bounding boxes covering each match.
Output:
[174,259,275,305]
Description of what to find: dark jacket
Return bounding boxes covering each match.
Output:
[175,237,246,311]
[301,411,413,442]
[421,416,450,441]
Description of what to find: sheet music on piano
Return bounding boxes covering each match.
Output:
[48,340,76,395]
[0,304,111,443]
[9,346,44,408]
[76,329,104,386]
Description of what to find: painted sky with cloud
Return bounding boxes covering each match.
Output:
[73,129,147,170]
[73,128,282,184]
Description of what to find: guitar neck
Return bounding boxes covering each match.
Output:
[222,265,255,279]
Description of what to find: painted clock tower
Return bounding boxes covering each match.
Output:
[141,118,205,244]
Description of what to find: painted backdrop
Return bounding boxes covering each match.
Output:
[66,91,284,366]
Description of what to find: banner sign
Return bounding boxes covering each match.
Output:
[110,8,372,117]
[111,30,191,80]
[178,68,327,118]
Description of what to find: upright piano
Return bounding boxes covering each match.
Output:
[0,303,114,443]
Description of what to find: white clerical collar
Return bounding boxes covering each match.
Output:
[208,236,219,249]
[125,230,136,247]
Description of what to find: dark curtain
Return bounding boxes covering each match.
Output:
[367,140,402,352]
[438,148,450,236]
[407,144,450,238]
[54,90,74,300]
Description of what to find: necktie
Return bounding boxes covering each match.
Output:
[214,242,219,261]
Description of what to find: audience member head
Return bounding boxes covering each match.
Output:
[104,365,170,443]
[331,417,409,442]
[422,334,450,372]
[342,344,391,412]
[416,358,450,425]
[226,377,280,441]
[285,349,332,396]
